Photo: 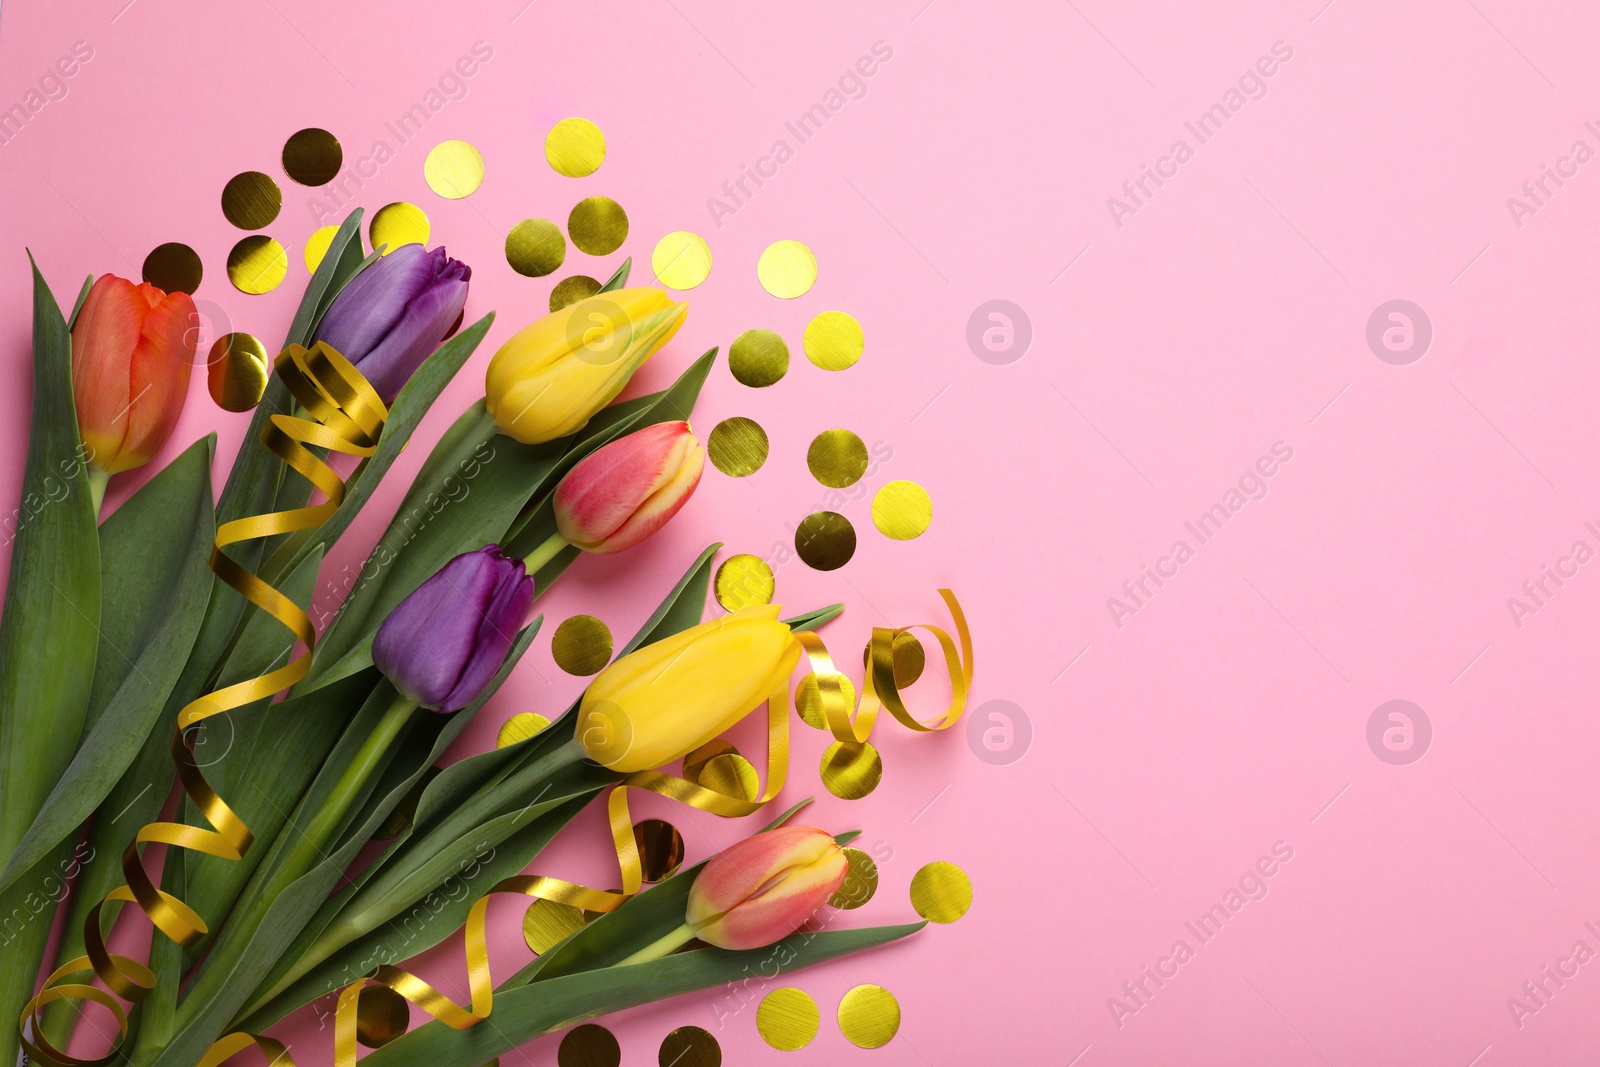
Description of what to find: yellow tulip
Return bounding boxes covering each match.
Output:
[575,604,799,773]
[485,287,688,444]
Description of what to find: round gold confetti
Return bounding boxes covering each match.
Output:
[795,671,856,731]
[757,988,819,1051]
[227,236,288,295]
[281,127,342,186]
[221,171,281,230]
[803,311,864,371]
[370,201,430,254]
[821,740,881,799]
[568,197,628,256]
[652,231,712,290]
[830,847,879,910]
[683,739,737,781]
[142,242,202,295]
[728,328,788,388]
[714,554,774,612]
[794,511,856,571]
[757,240,817,299]
[526,899,590,955]
[354,985,409,1049]
[497,712,551,748]
[423,139,484,199]
[634,818,685,882]
[910,861,972,924]
[807,429,869,489]
[873,480,933,541]
[558,1022,620,1067]
[658,1026,720,1067]
[550,274,601,313]
[207,333,269,412]
[304,224,340,273]
[699,752,760,801]
[552,615,612,676]
[838,985,900,1049]
[546,117,606,178]
[866,629,926,688]
[707,417,768,477]
[507,218,566,278]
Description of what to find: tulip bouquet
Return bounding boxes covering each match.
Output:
[0,208,948,1067]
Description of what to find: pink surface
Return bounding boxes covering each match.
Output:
[3,0,1600,1063]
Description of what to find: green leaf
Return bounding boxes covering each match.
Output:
[66,273,92,329]
[784,603,844,632]
[598,257,631,292]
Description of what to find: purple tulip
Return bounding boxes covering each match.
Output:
[314,243,470,401]
[372,545,534,712]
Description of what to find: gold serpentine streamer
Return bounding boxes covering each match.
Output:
[21,342,387,1067]
[326,590,972,1066]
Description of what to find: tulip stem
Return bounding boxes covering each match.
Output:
[616,922,696,966]
[301,692,418,852]
[522,531,571,576]
[87,467,110,518]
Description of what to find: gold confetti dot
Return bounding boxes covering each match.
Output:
[652,231,712,290]
[634,818,685,882]
[866,630,925,688]
[757,239,817,298]
[354,986,409,1049]
[821,740,881,800]
[281,127,342,186]
[699,752,759,801]
[304,225,340,273]
[794,511,855,571]
[795,670,856,730]
[838,985,900,1049]
[803,311,863,371]
[227,235,288,295]
[658,1026,720,1067]
[550,274,601,312]
[910,861,972,924]
[707,417,768,477]
[525,899,590,955]
[552,615,612,676]
[873,480,932,540]
[424,139,485,199]
[207,333,269,412]
[558,1022,620,1067]
[728,328,788,388]
[506,218,566,278]
[568,197,628,256]
[807,429,868,488]
[370,201,430,254]
[497,712,551,748]
[221,171,281,230]
[757,988,820,1051]
[714,554,774,612]
[682,739,737,781]
[142,242,202,295]
[831,847,879,909]
[546,117,606,178]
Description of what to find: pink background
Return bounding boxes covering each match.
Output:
[4,0,1600,1063]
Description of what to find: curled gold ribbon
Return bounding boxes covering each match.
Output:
[22,343,387,1067]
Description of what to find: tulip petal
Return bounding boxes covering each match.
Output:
[373,547,500,707]
[315,243,433,366]
[114,288,196,473]
[441,555,534,710]
[71,275,145,466]
[555,422,697,550]
[686,826,848,950]
[588,437,704,554]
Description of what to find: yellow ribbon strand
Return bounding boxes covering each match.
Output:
[22,343,387,1067]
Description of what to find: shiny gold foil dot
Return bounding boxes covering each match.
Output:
[707,417,768,477]
[550,274,601,313]
[795,671,856,731]
[700,752,760,801]
[803,311,864,371]
[558,1022,620,1067]
[424,139,485,199]
[526,899,590,956]
[497,712,551,748]
[838,985,900,1049]
[794,511,856,571]
[370,201,430,254]
[652,231,712,291]
[757,240,817,299]
[568,197,628,256]
[141,242,202,295]
[873,480,933,541]
[282,127,342,186]
[634,818,685,882]
[682,739,737,781]
[830,847,879,910]
[658,1026,720,1067]
[757,988,820,1051]
[207,333,269,412]
[546,117,606,178]
[552,615,612,676]
[354,985,409,1049]
[714,553,774,612]
[866,629,926,688]
[226,236,288,295]
[807,429,869,489]
[821,740,881,800]
[304,225,340,273]
[221,171,282,230]
[728,328,788,388]
[506,218,566,278]
[910,861,972,924]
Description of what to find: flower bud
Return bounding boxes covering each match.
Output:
[554,421,704,554]
[685,826,849,950]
